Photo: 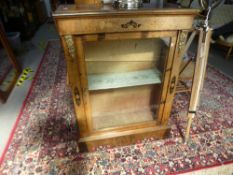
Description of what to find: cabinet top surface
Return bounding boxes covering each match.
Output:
[53,4,199,17]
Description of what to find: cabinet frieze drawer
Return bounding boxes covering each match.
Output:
[57,16,194,35]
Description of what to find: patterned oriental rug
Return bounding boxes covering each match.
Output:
[0,40,232,175]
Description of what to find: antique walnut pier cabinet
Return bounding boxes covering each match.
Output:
[53,3,199,151]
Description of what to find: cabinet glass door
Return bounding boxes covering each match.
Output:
[84,38,170,130]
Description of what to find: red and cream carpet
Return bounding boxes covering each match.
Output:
[0,40,232,175]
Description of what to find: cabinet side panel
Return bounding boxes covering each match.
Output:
[156,36,177,123]
[75,37,94,135]
[61,36,89,137]
[161,31,188,124]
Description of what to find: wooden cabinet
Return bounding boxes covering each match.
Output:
[53,5,198,151]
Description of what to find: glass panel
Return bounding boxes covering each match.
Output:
[84,38,170,130]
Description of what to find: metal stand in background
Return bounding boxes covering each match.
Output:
[184,6,212,143]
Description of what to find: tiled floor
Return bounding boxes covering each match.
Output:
[0,23,232,173]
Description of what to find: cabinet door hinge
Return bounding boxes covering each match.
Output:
[161,100,166,104]
[74,87,81,106]
[169,76,177,94]
[166,68,172,72]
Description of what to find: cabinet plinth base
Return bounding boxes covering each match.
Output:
[78,125,170,152]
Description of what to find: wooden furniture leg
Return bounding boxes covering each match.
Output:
[0,24,21,102]
[185,28,212,143]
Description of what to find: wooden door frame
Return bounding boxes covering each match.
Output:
[0,24,21,103]
[74,30,182,136]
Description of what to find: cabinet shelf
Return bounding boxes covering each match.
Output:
[88,69,162,90]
